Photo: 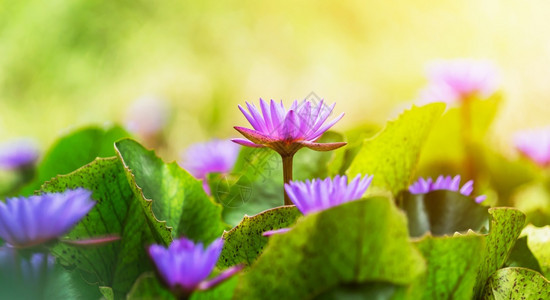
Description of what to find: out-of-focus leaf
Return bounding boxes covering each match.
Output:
[21,125,131,195]
[115,138,226,242]
[397,190,489,237]
[412,233,485,299]
[42,158,172,298]
[294,131,344,181]
[417,95,501,174]
[126,273,175,300]
[512,182,550,226]
[505,236,543,272]
[521,225,550,278]
[483,267,550,299]
[127,272,238,300]
[347,103,445,195]
[327,124,380,176]
[99,287,114,300]
[315,282,407,300]
[217,206,301,268]
[234,197,426,299]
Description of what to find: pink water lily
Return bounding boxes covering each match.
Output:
[409,175,486,203]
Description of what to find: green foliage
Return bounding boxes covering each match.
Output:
[413,233,485,299]
[347,103,445,195]
[127,273,176,300]
[42,158,172,298]
[473,208,526,298]
[218,206,301,268]
[235,197,426,299]
[512,182,550,226]
[417,95,501,177]
[115,138,226,242]
[521,225,550,278]
[397,190,489,237]
[21,125,131,195]
[483,267,550,299]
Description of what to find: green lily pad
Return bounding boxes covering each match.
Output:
[347,103,445,195]
[217,205,301,268]
[234,197,426,299]
[115,138,226,242]
[521,225,550,278]
[483,267,550,299]
[42,158,172,298]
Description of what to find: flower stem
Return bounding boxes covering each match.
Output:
[461,96,475,182]
[282,155,294,205]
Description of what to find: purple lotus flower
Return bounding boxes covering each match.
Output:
[409,175,486,203]
[232,99,346,156]
[418,59,498,105]
[0,139,39,170]
[148,237,242,297]
[0,188,95,248]
[514,127,550,167]
[180,139,239,180]
[285,174,373,215]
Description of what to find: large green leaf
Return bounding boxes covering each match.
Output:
[115,138,225,242]
[327,124,380,176]
[347,103,445,195]
[217,206,301,268]
[234,197,426,299]
[397,190,489,237]
[21,125,131,195]
[412,233,485,299]
[521,225,550,278]
[505,236,543,273]
[42,158,172,299]
[473,208,526,298]
[483,267,550,299]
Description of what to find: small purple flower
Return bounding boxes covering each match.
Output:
[0,188,96,248]
[409,175,486,203]
[0,139,39,170]
[514,127,550,167]
[285,174,373,215]
[418,59,498,105]
[180,139,240,180]
[232,99,346,156]
[148,237,242,296]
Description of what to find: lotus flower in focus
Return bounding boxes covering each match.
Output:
[0,188,96,248]
[232,99,346,156]
[148,237,242,297]
[409,175,486,203]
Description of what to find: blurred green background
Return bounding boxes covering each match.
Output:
[2,0,550,159]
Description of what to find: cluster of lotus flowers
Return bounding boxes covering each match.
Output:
[1,58,549,298]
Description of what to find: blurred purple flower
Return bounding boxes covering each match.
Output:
[148,237,242,296]
[0,139,39,170]
[125,96,170,138]
[0,188,95,248]
[418,59,498,105]
[409,175,486,203]
[180,139,239,180]
[180,139,240,195]
[232,99,346,156]
[514,127,550,167]
[285,174,373,215]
